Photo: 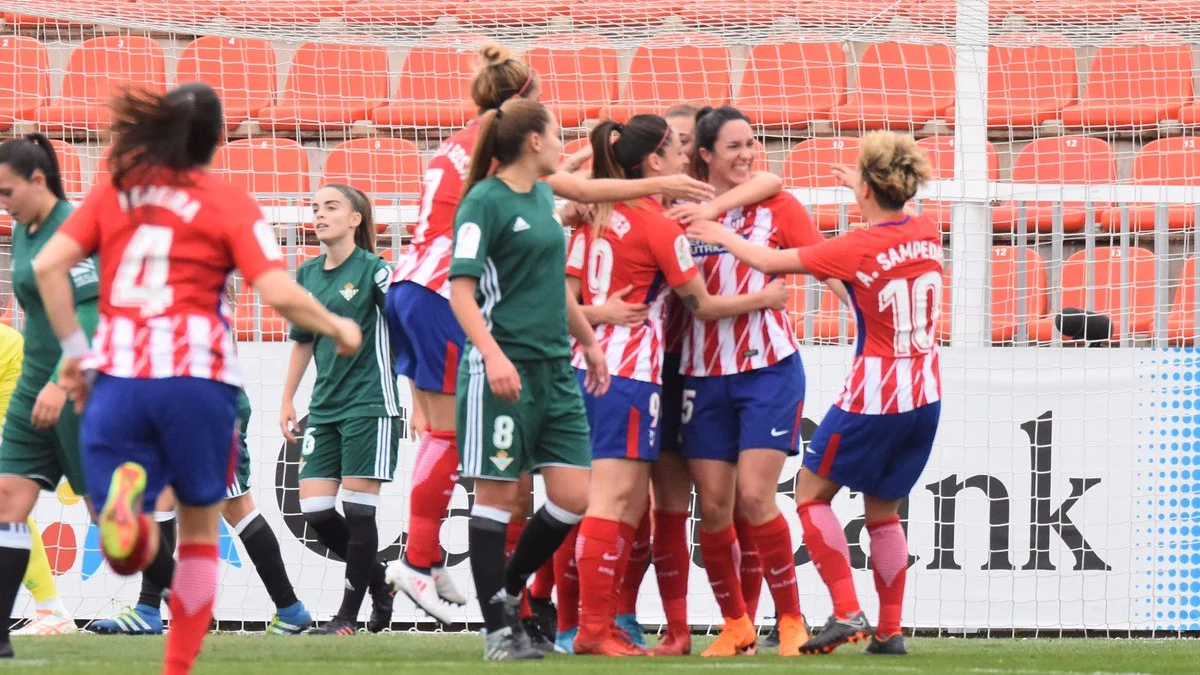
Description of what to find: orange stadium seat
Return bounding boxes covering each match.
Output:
[0,297,15,327]
[341,0,450,25]
[49,140,85,195]
[453,0,568,26]
[808,268,952,343]
[1100,137,1200,231]
[829,39,956,130]
[176,37,277,131]
[948,33,1077,128]
[560,137,594,172]
[792,0,918,26]
[234,289,288,342]
[524,35,619,128]
[568,0,678,27]
[990,246,1048,342]
[605,34,731,121]
[293,244,324,269]
[258,43,390,132]
[38,36,167,135]
[0,36,49,132]
[678,0,799,26]
[1139,0,1200,23]
[219,0,345,25]
[1029,247,1157,342]
[1017,0,1129,25]
[322,137,424,233]
[786,275,807,339]
[734,40,847,129]
[128,0,223,23]
[913,136,999,229]
[1059,33,1192,129]
[903,0,1029,26]
[991,136,1116,233]
[1167,257,1200,345]
[211,138,312,204]
[372,37,483,129]
[781,137,861,232]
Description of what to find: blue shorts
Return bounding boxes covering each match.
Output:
[576,371,661,462]
[82,374,240,510]
[680,352,805,462]
[659,353,684,453]
[804,402,941,500]
[386,281,465,395]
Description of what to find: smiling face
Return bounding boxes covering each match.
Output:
[311,186,361,245]
[698,119,756,189]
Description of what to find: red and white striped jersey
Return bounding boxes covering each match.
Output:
[391,123,480,298]
[566,198,699,384]
[681,192,821,377]
[797,214,944,414]
[59,172,285,385]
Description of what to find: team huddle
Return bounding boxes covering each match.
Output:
[0,39,943,672]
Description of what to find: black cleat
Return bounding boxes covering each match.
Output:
[799,612,872,655]
[761,625,780,648]
[521,617,556,654]
[864,632,908,655]
[304,617,357,635]
[367,564,395,633]
[484,626,545,661]
[0,639,12,658]
[527,596,558,644]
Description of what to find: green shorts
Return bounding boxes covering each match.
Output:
[226,402,253,499]
[0,386,86,493]
[299,416,400,483]
[456,356,591,481]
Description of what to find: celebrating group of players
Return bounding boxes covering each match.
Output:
[0,36,944,673]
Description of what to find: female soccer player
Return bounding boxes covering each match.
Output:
[384,41,714,627]
[279,184,399,636]
[0,134,98,655]
[677,106,837,658]
[447,97,608,661]
[686,130,941,657]
[566,114,788,657]
[33,82,361,675]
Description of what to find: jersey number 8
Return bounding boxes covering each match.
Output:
[112,224,175,317]
[878,271,942,356]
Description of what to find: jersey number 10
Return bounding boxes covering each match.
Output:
[878,271,942,356]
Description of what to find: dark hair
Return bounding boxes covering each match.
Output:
[321,183,377,254]
[460,98,552,202]
[689,105,751,182]
[588,115,671,237]
[0,133,67,200]
[108,82,224,191]
[471,42,538,112]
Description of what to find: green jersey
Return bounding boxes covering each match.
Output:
[290,246,399,424]
[448,178,571,361]
[11,200,99,389]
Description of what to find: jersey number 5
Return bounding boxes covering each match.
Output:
[112,224,175,318]
[878,271,941,356]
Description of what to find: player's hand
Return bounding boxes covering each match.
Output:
[409,404,426,442]
[330,317,362,356]
[280,399,299,444]
[601,285,649,328]
[485,352,522,403]
[31,381,67,429]
[760,278,789,311]
[685,219,729,246]
[58,358,89,415]
[559,201,593,228]
[831,163,861,191]
[659,175,716,204]
[580,343,611,396]
[664,201,716,224]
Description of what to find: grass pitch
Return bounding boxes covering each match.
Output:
[2,633,1196,674]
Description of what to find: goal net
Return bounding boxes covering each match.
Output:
[0,0,1196,636]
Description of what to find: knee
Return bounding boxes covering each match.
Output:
[696,492,733,526]
[735,490,778,525]
[341,491,379,523]
[552,491,588,517]
[0,478,38,521]
[300,495,338,524]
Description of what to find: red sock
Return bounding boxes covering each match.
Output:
[698,525,746,620]
[554,525,580,632]
[750,513,801,618]
[529,558,555,600]
[616,510,651,615]
[653,511,690,632]
[868,516,907,638]
[164,542,219,675]
[404,430,458,569]
[798,500,861,618]
[734,519,762,622]
[575,516,624,633]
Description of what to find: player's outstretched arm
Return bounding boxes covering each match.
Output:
[672,275,788,322]
[685,220,807,277]
[665,171,783,224]
[254,269,361,356]
[547,171,715,205]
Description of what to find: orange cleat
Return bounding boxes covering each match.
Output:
[574,626,651,656]
[776,614,811,657]
[700,614,757,657]
[652,629,692,656]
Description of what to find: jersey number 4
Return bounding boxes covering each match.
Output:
[112,224,175,317]
[878,271,941,356]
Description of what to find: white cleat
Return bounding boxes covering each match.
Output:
[13,609,77,636]
[386,561,455,625]
[431,566,467,606]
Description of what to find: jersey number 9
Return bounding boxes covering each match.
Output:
[112,224,175,318]
[586,239,614,304]
[879,271,942,356]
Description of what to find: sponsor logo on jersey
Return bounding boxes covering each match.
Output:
[674,235,696,271]
[512,217,531,233]
[68,258,99,287]
[339,283,359,301]
[490,450,514,472]
[609,212,631,239]
[455,222,481,258]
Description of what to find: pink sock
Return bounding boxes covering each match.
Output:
[868,516,907,638]
[164,542,219,675]
[798,500,860,619]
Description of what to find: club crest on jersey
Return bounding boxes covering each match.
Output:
[490,450,514,472]
[512,217,531,232]
[339,283,359,301]
[610,212,631,239]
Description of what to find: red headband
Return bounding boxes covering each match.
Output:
[515,69,534,97]
[631,125,671,170]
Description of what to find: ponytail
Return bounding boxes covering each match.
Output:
[586,114,673,239]
[108,82,224,190]
[459,98,552,205]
